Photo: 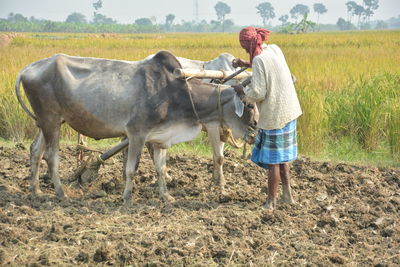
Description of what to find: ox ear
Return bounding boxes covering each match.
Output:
[233,93,244,117]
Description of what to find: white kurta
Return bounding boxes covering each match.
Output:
[244,44,302,130]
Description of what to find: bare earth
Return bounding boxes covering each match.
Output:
[0,144,399,266]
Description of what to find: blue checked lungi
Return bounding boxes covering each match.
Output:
[251,120,298,168]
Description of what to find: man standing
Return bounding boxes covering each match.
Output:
[233,27,302,209]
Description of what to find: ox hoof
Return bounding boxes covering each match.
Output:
[217,189,232,203]
[161,193,175,203]
[56,191,67,200]
[212,178,225,189]
[262,199,276,210]
[59,196,72,205]
[31,187,43,196]
[123,198,132,207]
[165,173,172,183]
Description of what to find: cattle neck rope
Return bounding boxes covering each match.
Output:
[183,78,244,148]
[185,77,202,124]
[217,84,244,149]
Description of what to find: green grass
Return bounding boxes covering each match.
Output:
[323,136,400,167]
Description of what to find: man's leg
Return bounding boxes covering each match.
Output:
[279,163,294,203]
[263,164,280,209]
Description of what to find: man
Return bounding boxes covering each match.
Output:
[232,27,302,209]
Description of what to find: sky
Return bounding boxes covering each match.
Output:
[0,0,399,25]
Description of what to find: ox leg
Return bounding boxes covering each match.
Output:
[146,142,171,182]
[153,147,175,202]
[41,122,65,199]
[123,136,145,204]
[145,142,154,160]
[30,130,46,195]
[206,124,225,190]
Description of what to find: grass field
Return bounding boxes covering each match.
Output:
[0,31,399,166]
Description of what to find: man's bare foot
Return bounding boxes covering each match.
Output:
[279,194,294,204]
[280,185,294,204]
[262,198,276,210]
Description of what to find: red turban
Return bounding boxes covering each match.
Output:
[239,27,271,63]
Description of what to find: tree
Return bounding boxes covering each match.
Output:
[294,13,316,33]
[278,14,289,27]
[135,18,152,26]
[346,1,358,23]
[214,1,231,32]
[353,4,365,29]
[165,14,175,30]
[92,13,117,24]
[387,15,400,29]
[337,17,354,30]
[374,20,387,29]
[363,0,379,23]
[224,19,234,31]
[210,20,221,32]
[290,4,310,21]
[7,13,28,23]
[92,0,103,11]
[256,2,275,27]
[66,12,87,24]
[313,3,327,29]
[165,14,175,31]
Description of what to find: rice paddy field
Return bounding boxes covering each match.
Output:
[0,31,399,266]
[0,31,399,165]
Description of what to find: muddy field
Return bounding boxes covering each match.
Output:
[0,144,398,266]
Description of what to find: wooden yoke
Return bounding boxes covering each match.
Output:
[173,68,251,80]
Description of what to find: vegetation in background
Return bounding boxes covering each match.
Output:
[214,1,231,32]
[256,2,275,28]
[1,0,399,34]
[313,3,328,30]
[0,31,399,165]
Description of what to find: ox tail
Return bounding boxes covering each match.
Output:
[15,72,37,121]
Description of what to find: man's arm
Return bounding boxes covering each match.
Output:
[242,57,267,103]
[232,58,251,68]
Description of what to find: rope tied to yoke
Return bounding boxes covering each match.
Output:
[185,76,202,124]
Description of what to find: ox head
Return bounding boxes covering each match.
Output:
[221,88,258,145]
[204,53,236,72]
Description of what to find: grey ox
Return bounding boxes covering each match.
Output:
[16,51,257,203]
[77,52,250,160]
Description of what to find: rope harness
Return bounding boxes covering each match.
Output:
[184,79,244,148]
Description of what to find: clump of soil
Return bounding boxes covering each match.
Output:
[0,144,399,266]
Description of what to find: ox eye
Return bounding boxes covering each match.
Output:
[246,104,254,109]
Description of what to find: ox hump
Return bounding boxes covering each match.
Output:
[152,51,182,73]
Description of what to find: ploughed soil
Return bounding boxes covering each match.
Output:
[0,144,399,266]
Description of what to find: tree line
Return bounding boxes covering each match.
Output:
[1,0,398,33]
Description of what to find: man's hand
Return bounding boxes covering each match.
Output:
[233,84,245,97]
[232,58,250,68]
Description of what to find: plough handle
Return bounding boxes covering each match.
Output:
[221,67,248,84]
[100,138,129,161]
